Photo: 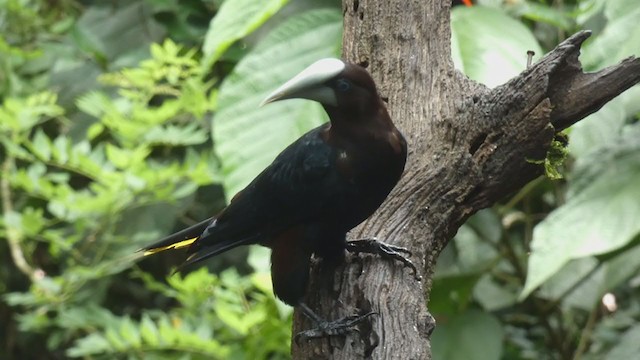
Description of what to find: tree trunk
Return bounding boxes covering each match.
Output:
[291,1,640,359]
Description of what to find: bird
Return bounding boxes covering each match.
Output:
[141,58,418,340]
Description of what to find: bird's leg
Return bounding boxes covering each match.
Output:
[345,237,422,280]
[294,302,376,343]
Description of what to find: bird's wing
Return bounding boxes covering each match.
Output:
[173,124,344,266]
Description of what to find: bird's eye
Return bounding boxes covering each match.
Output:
[336,79,351,92]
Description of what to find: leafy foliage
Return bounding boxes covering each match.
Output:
[0,0,316,358]
[0,0,80,97]
[0,36,220,356]
[64,269,291,359]
[1,0,639,359]
[202,0,290,70]
[437,1,640,359]
[523,126,640,298]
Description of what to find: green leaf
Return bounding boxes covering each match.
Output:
[158,316,179,344]
[0,92,63,132]
[538,257,602,310]
[86,122,104,140]
[105,143,131,169]
[67,333,111,357]
[143,123,209,146]
[105,327,127,351]
[473,274,518,311]
[20,207,46,236]
[214,8,342,197]
[606,325,640,360]
[570,123,640,196]
[451,6,542,88]
[201,0,289,70]
[430,274,481,316]
[215,301,248,335]
[581,0,640,68]
[30,129,52,161]
[521,127,640,298]
[603,236,640,289]
[570,3,640,160]
[465,209,503,245]
[515,2,574,30]
[440,212,500,275]
[534,238,640,311]
[576,0,607,25]
[119,317,142,348]
[568,87,640,159]
[431,309,504,360]
[52,136,70,164]
[139,314,160,347]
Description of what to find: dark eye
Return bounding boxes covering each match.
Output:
[336,78,351,92]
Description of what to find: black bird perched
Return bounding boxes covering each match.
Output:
[142,58,418,340]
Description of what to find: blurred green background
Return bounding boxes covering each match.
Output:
[1,0,639,359]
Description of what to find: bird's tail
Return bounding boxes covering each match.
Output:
[140,217,257,272]
[140,218,213,256]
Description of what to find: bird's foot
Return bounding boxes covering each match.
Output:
[295,311,376,344]
[346,238,421,281]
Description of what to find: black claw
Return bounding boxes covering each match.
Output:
[346,238,422,281]
[295,312,377,344]
[383,243,413,255]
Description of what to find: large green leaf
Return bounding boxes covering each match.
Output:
[538,257,601,310]
[213,9,342,197]
[201,0,290,70]
[568,0,640,159]
[521,126,640,298]
[451,6,542,88]
[568,87,640,159]
[602,236,640,289]
[514,2,574,31]
[581,0,640,69]
[529,238,640,310]
[473,274,518,311]
[431,309,504,360]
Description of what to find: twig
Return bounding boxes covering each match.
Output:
[1,155,39,282]
[573,302,600,360]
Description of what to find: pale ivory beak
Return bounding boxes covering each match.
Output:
[260,58,346,107]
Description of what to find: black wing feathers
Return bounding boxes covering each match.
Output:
[182,125,338,265]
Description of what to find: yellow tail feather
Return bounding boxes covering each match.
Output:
[143,237,197,256]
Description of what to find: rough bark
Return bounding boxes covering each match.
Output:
[291,1,640,359]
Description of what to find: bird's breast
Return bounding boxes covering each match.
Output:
[334,128,406,184]
[336,146,404,185]
[327,128,406,229]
